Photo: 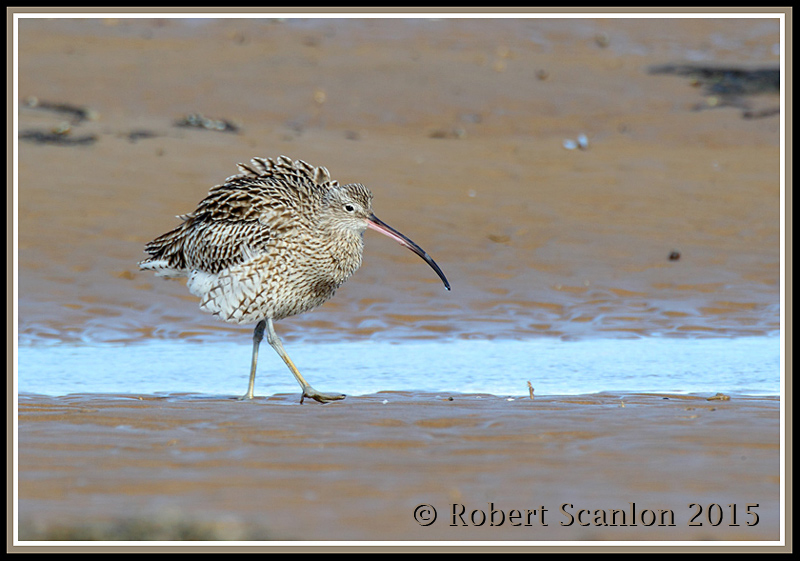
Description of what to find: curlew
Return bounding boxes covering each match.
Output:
[139,156,450,403]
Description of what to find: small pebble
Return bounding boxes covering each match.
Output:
[564,134,590,151]
[487,233,511,244]
[52,122,71,135]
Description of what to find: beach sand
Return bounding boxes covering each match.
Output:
[14,16,783,544]
[16,17,780,344]
[18,392,781,542]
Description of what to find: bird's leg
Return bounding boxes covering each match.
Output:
[238,319,266,400]
[265,318,346,404]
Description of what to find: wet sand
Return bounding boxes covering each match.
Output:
[16,17,781,344]
[18,392,781,542]
[14,16,783,545]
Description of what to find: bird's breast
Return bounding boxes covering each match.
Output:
[297,230,363,289]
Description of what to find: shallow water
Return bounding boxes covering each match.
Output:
[17,335,780,398]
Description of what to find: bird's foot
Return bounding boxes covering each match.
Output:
[236,392,255,401]
[301,386,346,404]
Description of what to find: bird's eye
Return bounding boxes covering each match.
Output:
[344,204,356,213]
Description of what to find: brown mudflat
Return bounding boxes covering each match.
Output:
[16,17,780,345]
[18,392,781,541]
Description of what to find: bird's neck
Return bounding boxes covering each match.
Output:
[321,227,364,284]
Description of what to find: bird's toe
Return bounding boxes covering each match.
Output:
[301,387,347,404]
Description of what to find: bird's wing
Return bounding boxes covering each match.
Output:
[141,157,334,276]
[141,181,290,275]
[141,156,335,276]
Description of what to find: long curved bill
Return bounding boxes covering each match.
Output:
[367,214,451,291]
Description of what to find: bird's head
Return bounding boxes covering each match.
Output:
[320,183,375,235]
[320,183,450,291]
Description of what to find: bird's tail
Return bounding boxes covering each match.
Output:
[139,224,190,278]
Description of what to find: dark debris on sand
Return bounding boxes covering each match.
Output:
[19,129,98,146]
[174,113,241,133]
[22,97,98,124]
[648,64,780,119]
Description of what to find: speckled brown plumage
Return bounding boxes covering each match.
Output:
[140,155,449,403]
[141,156,369,323]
